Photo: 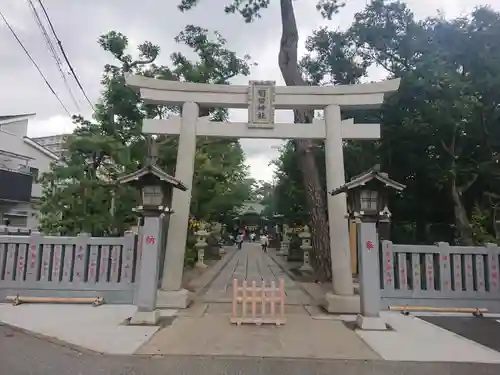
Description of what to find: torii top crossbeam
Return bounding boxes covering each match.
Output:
[125,74,400,110]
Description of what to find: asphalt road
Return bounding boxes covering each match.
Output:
[420,316,500,353]
[1,323,500,375]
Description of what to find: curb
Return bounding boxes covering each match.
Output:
[133,353,383,362]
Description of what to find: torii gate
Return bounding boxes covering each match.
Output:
[126,75,400,313]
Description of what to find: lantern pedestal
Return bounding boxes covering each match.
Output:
[130,214,162,325]
[355,219,387,330]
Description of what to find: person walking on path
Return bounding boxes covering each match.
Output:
[236,232,243,250]
[250,232,256,242]
[260,233,269,252]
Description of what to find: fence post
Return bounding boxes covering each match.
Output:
[121,231,136,283]
[26,231,42,282]
[437,242,452,292]
[356,218,386,330]
[75,233,90,283]
[381,240,395,291]
[486,243,499,293]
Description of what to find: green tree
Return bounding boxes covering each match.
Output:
[349,1,500,245]
[39,26,254,235]
[273,1,500,246]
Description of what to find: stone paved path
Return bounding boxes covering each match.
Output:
[201,243,311,305]
[138,244,379,359]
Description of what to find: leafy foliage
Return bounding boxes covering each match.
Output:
[39,26,253,235]
[272,2,500,246]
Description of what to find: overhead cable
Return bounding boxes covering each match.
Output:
[26,0,81,111]
[0,10,71,116]
[36,0,94,110]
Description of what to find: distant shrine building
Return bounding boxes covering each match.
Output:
[233,201,282,239]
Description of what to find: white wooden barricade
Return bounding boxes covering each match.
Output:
[231,278,286,326]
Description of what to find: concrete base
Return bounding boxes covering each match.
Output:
[299,263,313,272]
[355,314,387,330]
[322,292,360,314]
[156,289,191,309]
[129,309,161,325]
[196,262,208,269]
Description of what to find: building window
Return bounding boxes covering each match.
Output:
[4,215,27,227]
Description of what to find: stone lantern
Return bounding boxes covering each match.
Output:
[120,166,186,215]
[330,165,405,330]
[339,165,404,221]
[118,137,187,325]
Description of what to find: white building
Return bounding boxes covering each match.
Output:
[0,114,59,229]
[32,133,69,157]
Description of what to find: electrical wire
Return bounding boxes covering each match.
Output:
[0,10,71,116]
[26,0,81,112]
[36,0,94,110]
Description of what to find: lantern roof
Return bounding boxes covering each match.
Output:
[118,164,187,191]
[330,165,405,196]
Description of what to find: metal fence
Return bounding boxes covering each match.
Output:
[0,232,139,304]
[380,240,500,312]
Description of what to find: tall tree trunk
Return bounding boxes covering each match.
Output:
[441,131,475,246]
[450,175,474,246]
[278,0,331,280]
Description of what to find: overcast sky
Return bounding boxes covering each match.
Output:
[1,0,498,182]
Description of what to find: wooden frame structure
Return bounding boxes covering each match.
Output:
[231,279,286,325]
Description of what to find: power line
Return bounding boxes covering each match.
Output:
[0,10,71,116]
[36,0,94,110]
[26,0,81,112]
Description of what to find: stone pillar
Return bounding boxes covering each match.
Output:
[130,215,161,325]
[323,104,357,313]
[158,102,199,308]
[356,219,386,330]
[277,224,286,255]
[195,223,209,268]
[377,218,391,242]
[299,225,313,272]
[282,225,290,257]
[220,224,226,254]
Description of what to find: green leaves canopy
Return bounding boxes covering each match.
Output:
[271,1,500,245]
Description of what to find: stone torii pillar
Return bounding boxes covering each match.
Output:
[156,102,199,308]
[323,105,359,313]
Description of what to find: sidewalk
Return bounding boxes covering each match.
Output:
[4,322,500,375]
[1,244,500,363]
